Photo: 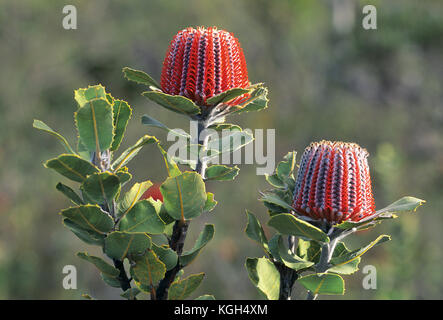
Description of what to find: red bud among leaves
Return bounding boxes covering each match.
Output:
[292,140,376,224]
[160,26,249,106]
[141,183,163,202]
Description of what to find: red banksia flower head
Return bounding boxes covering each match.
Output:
[141,184,163,202]
[292,141,376,224]
[160,26,250,106]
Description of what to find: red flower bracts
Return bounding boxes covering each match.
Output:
[160,27,249,106]
[292,141,376,224]
[141,184,163,202]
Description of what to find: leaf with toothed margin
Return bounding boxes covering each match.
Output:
[122,67,161,90]
[230,84,268,114]
[268,235,314,271]
[245,257,280,300]
[104,232,152,260]
[205,165,239,181]
[33,120,76,154]
[244,210,269,252]
[168,273,205,300]
[206,87,251,106]
[151,243,178,271]
[74,85,107,107]
[80,172,121,205]
[60,205,114,234]
[130,250,166,289]
[111,99,132,151]
[75,98,114,153]
[203,193,217,213]
[119,200,165,234]
[117,181,153,218]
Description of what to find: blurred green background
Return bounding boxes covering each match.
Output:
[1,0,442,299]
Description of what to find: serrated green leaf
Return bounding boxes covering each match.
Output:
[203,192,217,213]
[376,196,426,215]
[330,235,391,267]
[298,273,345,295]
[245,257,280,300]
[268,213,329,242]
[81,172,120,204]
[33,119,76,154]
[297,238,322,263]
[77,252,119,278]
[152,243,178,271]
[104,231,152,260]
[119,200,165,234]
[56,182,84,205]
[180,224,214,267]
[61,205,114,234]
[111,99,132,151]
[122,67,161,90]
[206,87,251,106]
[142,91,200,116]
[260,193,294,212]
[117,181,153,218]
[208,123,242,132]
[45,154,99,183]
[268,235,314,271]
[115,167,132,186]
[75,98,114,153]
[205,165,239,181]
[74,85,107,107]
[168,273,205,300]
[131,250,166,288]
[245,211,268,251]
[328,241,361,275]
[63,218,105,246]
[112,135,158,170]
[265,174,285,188]
[161,171,207,221]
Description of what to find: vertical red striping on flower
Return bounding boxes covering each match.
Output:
[161,27,250,106]
[292,141,376,224]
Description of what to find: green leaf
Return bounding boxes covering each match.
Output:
[115,167,132,186]
[330,235,391,267]
[111,99,132,151]
[142,91,200,116]
[231,84,268,114]
[244,211,268,251]
[156,144,181,178]
[245,257,280,300]
[206,129,254,155]
[180,224,215,267]
[74,85,107,107]
[44,154,99,183]
[208,123,242,132]
[60,205,114,234]
[376,196,426,215]
[104,232,152,260]
[276,151,296,181]
[327,242,361,275]
[206,87,251,106]
[260,193,294,212]
[81,172,121,204]
[142,114,190,139]
[119,200,165,234]
[152,243,178,271]
[56,182,84,205]
[112,135,158,170]
[265,174,285,188]
[203,192,217,213]
[131,250,166,288]
[268,235,314,271]
[122,67,161,90]
[268,213,330,242]
[298,273,345,295]
[297,238,322,263]
[205,165,239,181]
[117,181,153,218]
[77,252,119,278]
[101,273,121,288]
[168,273,205,300]
[195,295,215,300]
[161,171,207,220]
[75,98,114,153]
[63,218,105,246]
[120,288,141,300]
[33,119,76,154]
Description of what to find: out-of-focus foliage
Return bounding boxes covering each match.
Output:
[0,0,442,299]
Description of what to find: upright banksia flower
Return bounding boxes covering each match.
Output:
[160,26,249,106]
[292,141,376,224]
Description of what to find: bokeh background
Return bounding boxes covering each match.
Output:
[1,0,442,299]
